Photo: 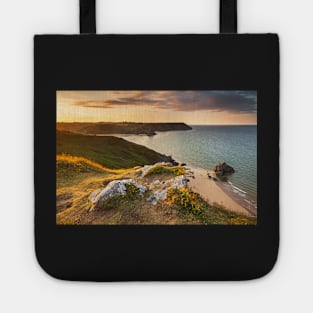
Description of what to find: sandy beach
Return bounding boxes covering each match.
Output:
[187,167,254,217]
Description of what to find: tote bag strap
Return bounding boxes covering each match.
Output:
[220,0,237,33]
[80,0,237,34]
[80,0,96,34]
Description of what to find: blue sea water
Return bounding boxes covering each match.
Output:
[119,125,257,207]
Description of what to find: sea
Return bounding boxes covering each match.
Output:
[117,125,257,211]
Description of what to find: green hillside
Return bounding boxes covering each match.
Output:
[57,131,170,169]
[57,122,192,136]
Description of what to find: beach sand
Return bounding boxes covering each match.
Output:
[187,167,253,217]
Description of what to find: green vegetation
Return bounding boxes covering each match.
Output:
[56,154,121,188]
[145,165,185,178]
[93,183,143,212]
[167,188,202,216]
[166,188,256,225]
[57,131,169,169]
[125,183,141,199]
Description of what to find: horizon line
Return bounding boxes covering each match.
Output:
[57,121,257,126]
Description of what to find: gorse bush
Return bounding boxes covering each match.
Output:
[166,187,202,216]
[172,166,186,176]
[166,187,257,225]
[146,165,185,177]
[125,183,141,199]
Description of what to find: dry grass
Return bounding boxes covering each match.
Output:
[56,153,136,224]
[145,165,185,177]
[56,153,256,225]
[57,154,127,173]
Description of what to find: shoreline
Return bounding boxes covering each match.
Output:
[71,131,257,217]
[215,177,257,216]
[186,166,256,217]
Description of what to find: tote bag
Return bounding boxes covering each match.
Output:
[34,0,279,281]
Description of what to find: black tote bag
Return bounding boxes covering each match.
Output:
[34,0,279,281]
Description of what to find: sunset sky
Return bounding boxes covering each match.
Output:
[57,90,257,125]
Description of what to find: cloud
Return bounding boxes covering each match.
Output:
[69,90,257,114]
[168,91,257,113]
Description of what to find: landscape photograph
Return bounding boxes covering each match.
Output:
[56,90,257,225]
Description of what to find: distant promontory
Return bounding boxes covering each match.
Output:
[57,122,192,136]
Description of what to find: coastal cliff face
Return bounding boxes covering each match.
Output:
[57,122,192,136]
[57,131,173,169]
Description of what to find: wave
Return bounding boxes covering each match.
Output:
[227,181,247,195]
[225,180,257,212]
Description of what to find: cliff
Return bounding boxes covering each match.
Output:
[57,130,174,169]
[57,122,192,136]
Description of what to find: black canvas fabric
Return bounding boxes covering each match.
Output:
[34,0,279,281]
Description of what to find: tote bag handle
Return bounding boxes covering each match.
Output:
[80,0,237,34]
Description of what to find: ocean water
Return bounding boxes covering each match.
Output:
[118,125,257,208]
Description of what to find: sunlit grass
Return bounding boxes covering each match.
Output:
[145,165,186,177]
[57,154,126,174]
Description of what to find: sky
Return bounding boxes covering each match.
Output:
[57,90,257,125]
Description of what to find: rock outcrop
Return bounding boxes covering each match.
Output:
[88,179,146,211]
[88,161,191,209]
[88,174,188,209]
[214,162,235,175]
[147,175,188,205]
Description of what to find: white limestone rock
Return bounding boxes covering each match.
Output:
[170,175,188,189]
[147,190,168,205]
[88,179,146,211]
[147,175,187,205]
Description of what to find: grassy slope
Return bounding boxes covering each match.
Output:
[57,131,168,169]
[56,131,256,225]
[56,154,136,222]
[57,158,255,225]
[56,154,123,188]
